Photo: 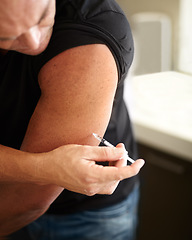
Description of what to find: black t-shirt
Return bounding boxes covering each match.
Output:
[0,0,138,214]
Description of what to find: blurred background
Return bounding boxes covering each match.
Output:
[116,0,192,239]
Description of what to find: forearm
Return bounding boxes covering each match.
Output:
[0,144,40,182]
[0,145,63,235]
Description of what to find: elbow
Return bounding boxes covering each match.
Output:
[24,185,63,213]
[0,202,49,238]
[0,185,62,237]
[26,199,50,215]
[24,196,52,216]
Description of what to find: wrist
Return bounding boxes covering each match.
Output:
[23,151,54,185]
[0,145,49,184]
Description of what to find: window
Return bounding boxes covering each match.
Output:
[178,0,192,75]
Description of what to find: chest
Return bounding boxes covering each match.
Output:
[0,52,40,148]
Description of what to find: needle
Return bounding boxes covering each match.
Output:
[92,133,135,164]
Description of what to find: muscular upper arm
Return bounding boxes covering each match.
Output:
[21,44,118,152]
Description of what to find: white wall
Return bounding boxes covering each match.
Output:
[116,0,180,71]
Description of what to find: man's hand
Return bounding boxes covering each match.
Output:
[38,144,145,196]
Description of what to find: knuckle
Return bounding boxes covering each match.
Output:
[86,191,96,197]
[82,177,97,196]
[83,174,94,185]
[102,147,112,160]
[84,186,97,196]
[80,145,89,156]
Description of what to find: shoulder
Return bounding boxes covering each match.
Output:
[38,44,117,95]
[33,0,133,81]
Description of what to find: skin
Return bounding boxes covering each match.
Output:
[0,0,145,236]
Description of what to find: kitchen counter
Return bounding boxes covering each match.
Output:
[124,71,192,161]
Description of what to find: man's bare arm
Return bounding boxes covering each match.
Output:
[0,143,141,236]
[0,44,144,236]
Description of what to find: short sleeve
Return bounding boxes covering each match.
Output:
[32,0,134,83]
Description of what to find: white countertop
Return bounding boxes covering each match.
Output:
[124,71,192,162]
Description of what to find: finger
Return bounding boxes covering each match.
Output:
[84,145,125,162]
[116,143,126,150]
[109,153,126,167]
[115,143,127,167]
[118,159,145,180]
[94,159,145,182]
[109,143,128,167]
[114,156,127,167]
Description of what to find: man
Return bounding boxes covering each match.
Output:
[0,0,144,239]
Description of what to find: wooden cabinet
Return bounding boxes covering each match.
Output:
[137,143,192,240]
